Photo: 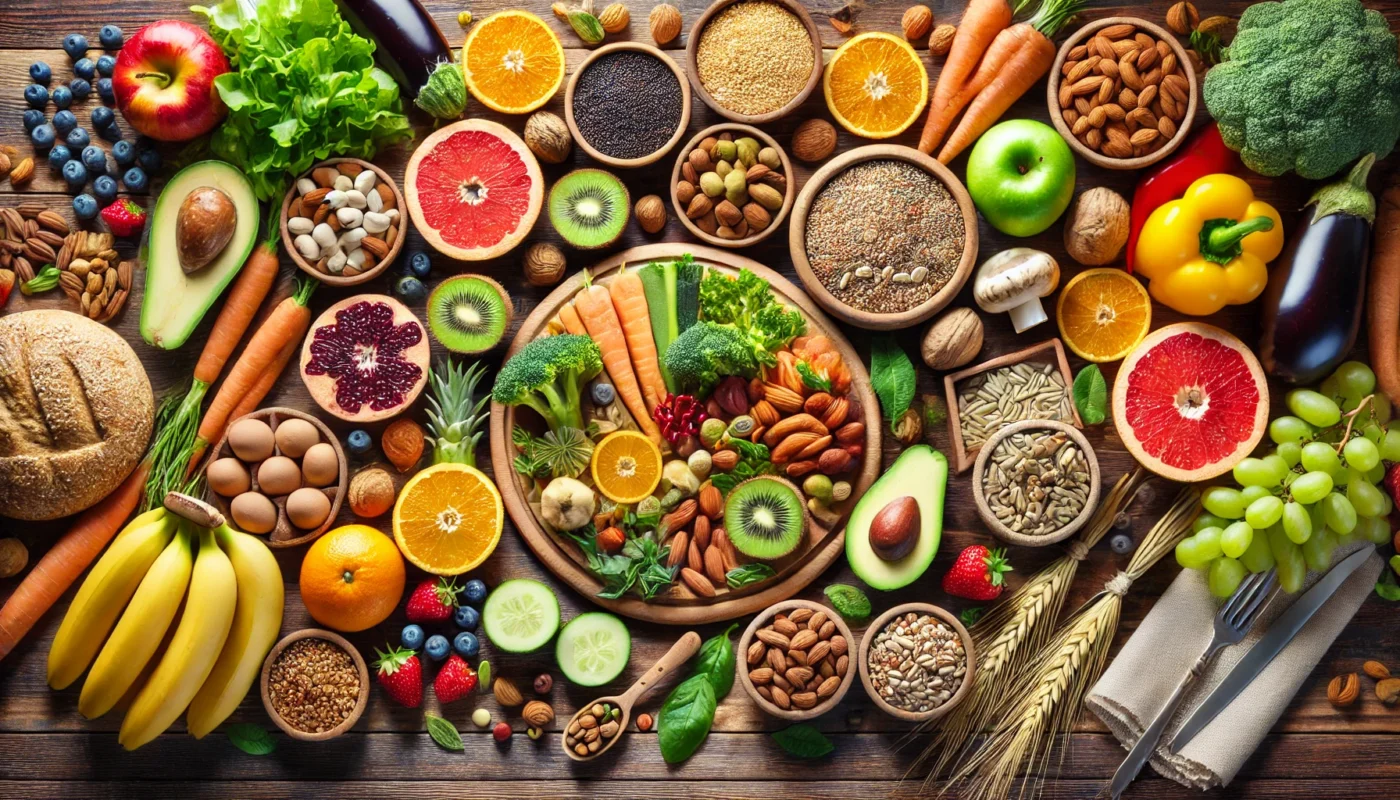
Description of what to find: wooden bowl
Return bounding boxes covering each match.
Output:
[670,124,795,249]
[280,157,406,286]
[972,419,1102,548]
[736,599,856,721]
[1047,17,1198,170]
[205,407,348,549]
[260,629,369,742]
[789,145,979,332]
[943,339,1081,474]
[565,42,692,169]
[857,603,976,723]
[684,0,823,124]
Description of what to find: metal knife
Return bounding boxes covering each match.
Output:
[1168,544,1375,752]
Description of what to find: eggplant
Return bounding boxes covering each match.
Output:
[1260,154,1377,385]
[336,0,452,97]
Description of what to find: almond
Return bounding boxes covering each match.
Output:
[493,677,524,706]
[807,610,828,632]
[771,432,821,464]
[757,629,791,649]
[816,675,841,699]
[748,667,774,685]
[713,528,739,571]
[747,640,767,666]
[9,158,34,187]
[693,515,712,550]
[662,499,699,533]
[772,617,800,637]
[711,449,740,472]
[830,635,848,656]
[785,460,820,478]
[751,400,780,426]
[360,236,389,258]
[687,539,703,573]
[900,5,932,40]
[763,383,805,413]
[789,630,819,651]
[1364,661,1391,680]
[680,567,716,598]
[699,483,723,519]
[666,531,690,568]
[703,546,727,585]
[807,641,831,664]
[763,414,827,447]
[790,692,818,710]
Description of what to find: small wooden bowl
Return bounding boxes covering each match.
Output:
[684,0,823,124]
[261,629,369,742]
[789,145,979,332]
[943,339,1081,474]
[565,42,692,169]
[857,603,976,723]
[205,407,348,549]
[280,157,406,286]
[670,124,795,249]
[972,419,1102,548]
[1047,17,1198,170]
[736,599,856,721]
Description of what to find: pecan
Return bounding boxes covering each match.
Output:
[756,629,791,649]
[493,677,524,706]
[712,528,738,571]
[789,630,819,651]
[23,239,55,263]
[790,692,818,710]
[834,421,866,445]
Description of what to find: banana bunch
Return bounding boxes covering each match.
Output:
[48,500,284,750]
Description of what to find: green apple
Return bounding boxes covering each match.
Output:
[966,119,1076,237]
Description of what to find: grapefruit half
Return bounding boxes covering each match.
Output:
[1112,322,1269,482]
[405,119,544,261]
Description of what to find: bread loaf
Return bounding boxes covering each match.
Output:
[0,310,154,520]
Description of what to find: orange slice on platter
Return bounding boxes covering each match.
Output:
[462,10,566,114]
[591,430,663,504]
[822,32,928,139]
[393,463,504,575]
[1056,268,1153,363]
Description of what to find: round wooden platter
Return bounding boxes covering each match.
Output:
[489,243,882,625]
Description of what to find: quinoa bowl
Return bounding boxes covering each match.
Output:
[684,0,823,124]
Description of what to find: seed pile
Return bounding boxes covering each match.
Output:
[695,1,814,116]
[803,160,965,314]
[266,638,361,733]
[983,428,1091,536]
[566,701,622,756]
[571,51,683,160]
[956,361,1073,450]
[867,611,966,714]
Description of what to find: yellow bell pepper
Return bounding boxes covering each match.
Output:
[1134,174,1285,316]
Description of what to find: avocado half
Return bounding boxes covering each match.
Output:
[141,160,259,350]
[845,445,946,591]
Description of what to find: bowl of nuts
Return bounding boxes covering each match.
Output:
[280,158,406,286]
[1047,17,1197,170]
[858,603,975,723]
[737,599,855,720]
[670,123,795,248]
[972,418,1101,547]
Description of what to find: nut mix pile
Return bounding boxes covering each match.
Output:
[746,606,848,711]
[266,637,362,734]
[677,132,787,240]
[866,611,966,714]
[288,163,401,278]
[2,206,131,323]
[566,701,622,756]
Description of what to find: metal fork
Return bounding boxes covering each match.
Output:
[1107,568,1278,799]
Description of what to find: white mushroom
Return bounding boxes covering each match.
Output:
[972,248,1060,333]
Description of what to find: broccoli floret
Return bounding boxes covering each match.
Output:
[1203,0,1400,179]
[664,322,758,395]
[491,334,602,434]
[698,268,806,367]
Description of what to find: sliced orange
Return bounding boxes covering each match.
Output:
[822,32,929,139]
[393,463,504,575]
[462,11,565,114]
[1056,268,1153,363]
[591,431,663,504]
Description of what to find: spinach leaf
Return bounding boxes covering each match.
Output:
[657,673,717,764]
[425,715,464,751]
[823,584,871,622]
[726,563,776,588]
[694,624,738,698]
[1073,365,1108,425]
[224,723,276,755]
[771,724,834,759]
[870,336,917,423]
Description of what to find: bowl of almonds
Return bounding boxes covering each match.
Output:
[1046,17,1197,170]
[857,603,975,723]
[670,123,795,249]
[737,598,855,720]
[279,157,406,286]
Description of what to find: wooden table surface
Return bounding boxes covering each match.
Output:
[3,1,1400,798]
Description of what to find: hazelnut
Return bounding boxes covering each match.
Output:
[648,4,682,44]
[534,673,554,694]
[791,119,837,164]
[635,194,667,234]
[524,242,567,287]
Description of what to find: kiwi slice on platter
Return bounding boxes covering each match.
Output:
[548,169,630,250]
[426,274,514,354]
[724,476,808,561]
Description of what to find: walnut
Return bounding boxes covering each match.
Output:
[928,24,956,56]
[921,307,983,371]
[1063,188,1131,266]
[524,111,572,165]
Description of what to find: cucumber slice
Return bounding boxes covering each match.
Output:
[555,612,631,687]
[481,579,560,653]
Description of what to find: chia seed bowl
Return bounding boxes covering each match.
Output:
[565,42,692,169]
[857,603,976,723]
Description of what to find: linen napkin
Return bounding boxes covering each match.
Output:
[1086,542,1383,789]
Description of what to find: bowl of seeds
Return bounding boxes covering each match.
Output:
[858,603,974,723]
[973,419,1101,547]
[565,42,692,169]
[261,628,369,742]
[790,144,979,331]
[737,599,855,721]
[685,0,823,124]
[670,123,795,248]
[280,158,405,286]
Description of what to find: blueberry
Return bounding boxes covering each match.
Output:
[72,194,99,221]
[29,62,52,85]
[408,251,431,279]
[73,58,95,81]
[30,124,56,151]
[99,25,123,49]
[1109,533,1135,555]
[50,85,72,110]
[91,106,114,130]
[424,634,450,661]
[63,34,89,61]
[24,84,49,109]
[395,275,426,303]
[136,147,161,173]
[69,78,90,101]
[93,174,118,204]
[122,166,148,193]
[400,624,425,651]
[23,109,44,132]
[112,139,135,166]
[47,145,72,171]
[65,127,90,150]
[81,146,107,175]
[96,55,116,78]
[98,124,123,143]
[462,579,488,605]
[62,159,87,189]
[52,110,76,135]
[453,605,480,631]
[347,429,372,454]
[96,78,114,104]
[453,631,480,659]
[591,382,616,406]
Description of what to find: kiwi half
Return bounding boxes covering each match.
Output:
[426,274,513,354]
[724,476,808,561]
[548,169,630,250]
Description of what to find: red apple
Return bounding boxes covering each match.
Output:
[113,20,230,142]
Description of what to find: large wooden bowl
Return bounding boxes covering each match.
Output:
[972,419,1102,548]
[670,124,795,249]
[857,603,976,723]
[737,599,856,721]
[280,157,406,287]
[565,42,692,169]
[260,629,369,742]
[684,0,823,125]
[789,145,979,331]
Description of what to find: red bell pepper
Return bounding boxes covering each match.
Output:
[1125,122,1240,273]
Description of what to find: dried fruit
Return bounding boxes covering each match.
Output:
[648,4,682,44]
[382,418,425,473]
[1364,661,1391,680]
[901,5,932,40]
[524,242,567,287]
[349,466,396,518]
[635,194,667,234]
[791,119,838,163]
[928,24,956,56]
[524,111,573,165]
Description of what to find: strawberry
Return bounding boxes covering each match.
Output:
[941,545,1011,602]
[99,199,147,237]
[405,577,458,623]
[373,646,423,708]
[433,654,479,704]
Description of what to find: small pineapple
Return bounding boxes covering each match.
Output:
[426,360,491,467]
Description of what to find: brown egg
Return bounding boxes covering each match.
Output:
[207,458,251,497]
[302,442,339,487]
[230,492,277,534]
[257,456,303,496]
[286,487,332,530]
[228,418,275,462]
[274,418,320,459]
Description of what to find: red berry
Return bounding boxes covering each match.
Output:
[373,646,423,708]
[493,721,512,742]
[433,654,479,704]
[942,545,1012,602]
[405,577,458,623]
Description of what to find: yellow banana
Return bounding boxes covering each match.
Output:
[119,526,237,751]
[186,525,284,738]
[48,514,176,690]
[115,507,169,541]
[79,524,195,720]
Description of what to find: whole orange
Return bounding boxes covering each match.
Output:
[299,524,406,632]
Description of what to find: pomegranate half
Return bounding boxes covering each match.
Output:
[300,295,430,423]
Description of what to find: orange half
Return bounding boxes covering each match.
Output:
[393,463,504,575]
[462,10,565,114]
[822,32,929,139]
[1056,268,1153,363]
[591,430,663,504]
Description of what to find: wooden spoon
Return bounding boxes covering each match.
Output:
[562,630,702,762]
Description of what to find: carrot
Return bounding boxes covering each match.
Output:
[0,461,149,661]
[226,336,299,424]
[558,303,588,336]
[917,0,1014,154]
[607,269,667,413]
[1369,178,1400,400]
[193,240,281,387]
[921,22,1036,154]
[573,272,662,443]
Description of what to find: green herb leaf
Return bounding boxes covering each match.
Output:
[1072,365,1108,425]
[726,563,776,588]
[771,724,834,759]
[694,624,738,698]
[870,337,917,423]
[824,584,872,622]
[657,673,717,764]
[477,659,492,688]
[960,607,985,627]
[224,723,276,755]
[796,362,832,392]
[426,715,464,751]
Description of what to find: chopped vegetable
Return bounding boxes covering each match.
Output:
[639,260,680,392]
[698,268,806,367]
[491,334,603,434]
[663,321,758,395]
[675,255,702,334]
